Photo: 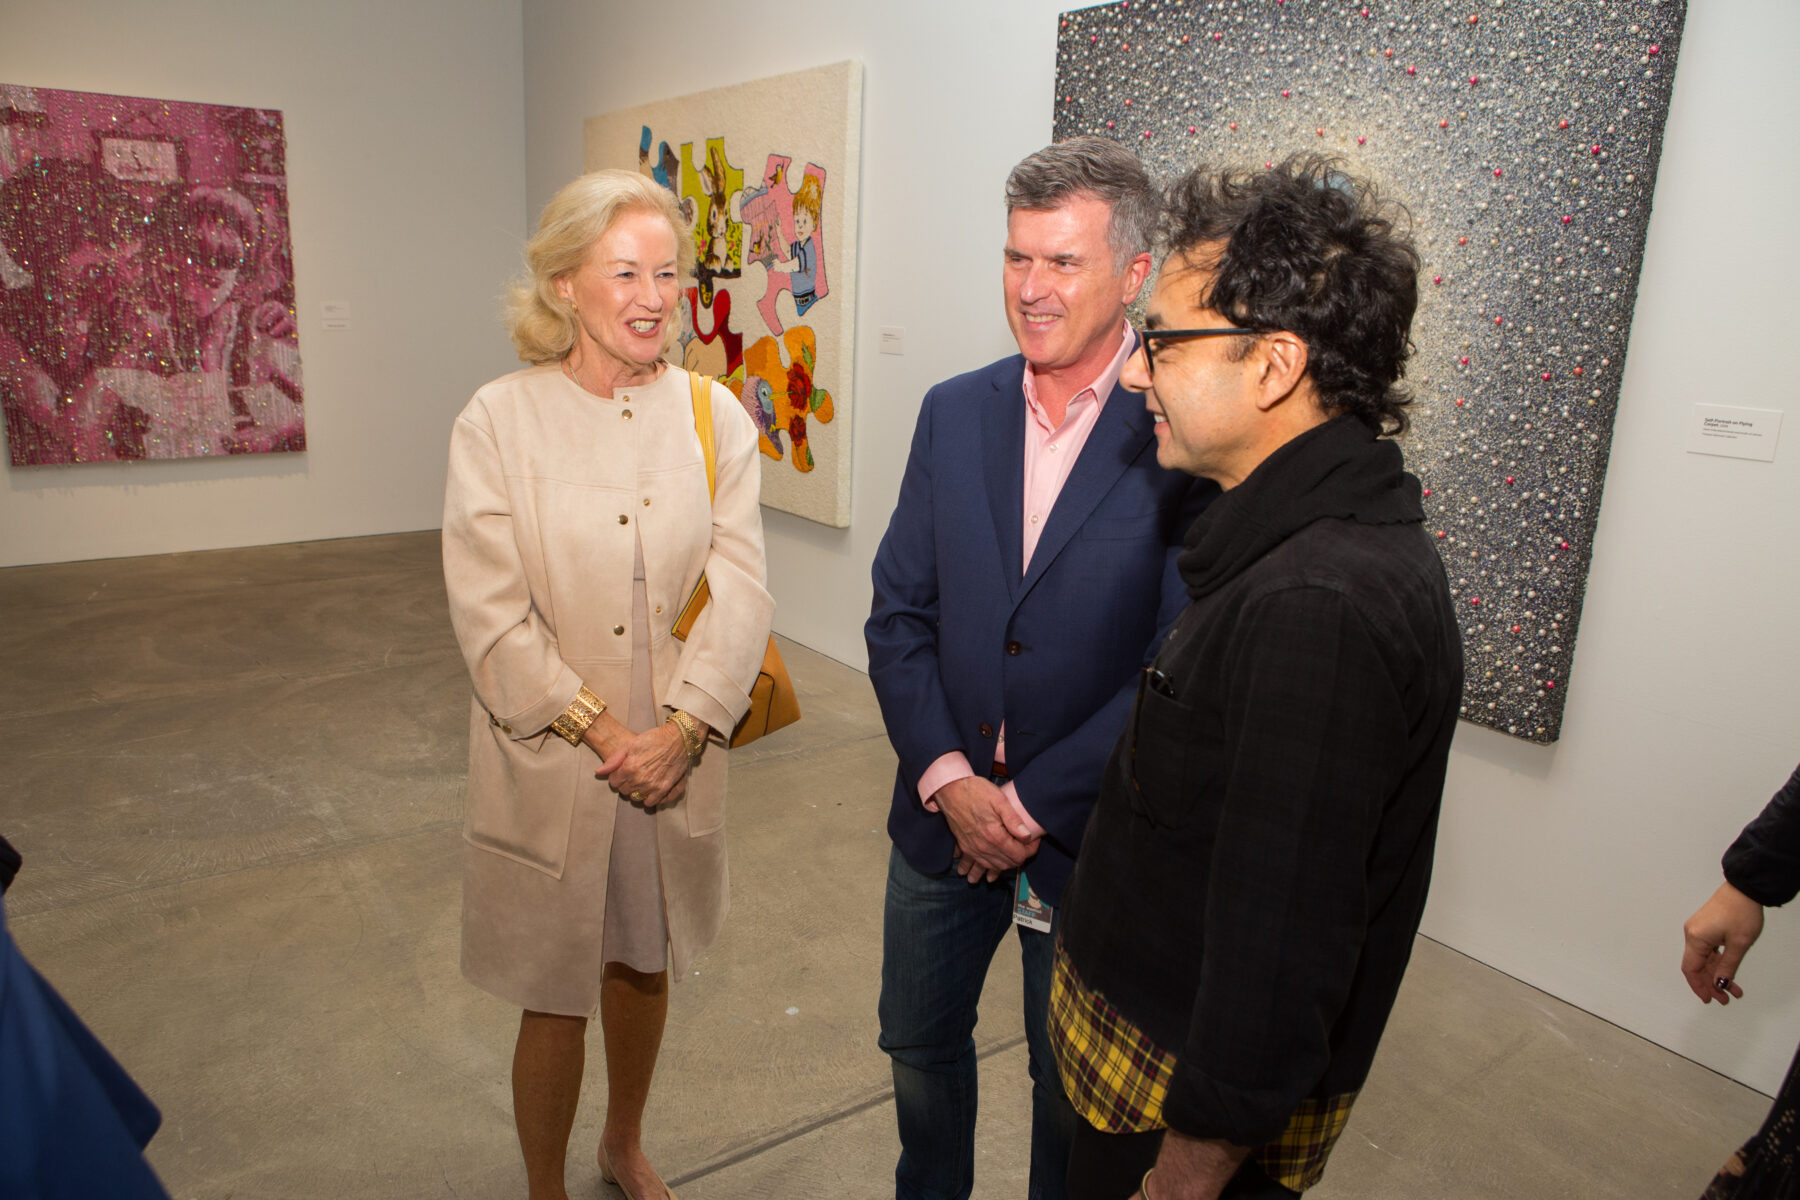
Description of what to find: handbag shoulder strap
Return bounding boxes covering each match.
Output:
[688,370,717,501]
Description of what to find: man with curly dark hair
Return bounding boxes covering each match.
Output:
[1047,155,1463,1200]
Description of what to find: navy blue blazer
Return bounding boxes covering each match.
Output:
[866,352,1213,906]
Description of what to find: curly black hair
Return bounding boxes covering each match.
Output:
[1161,154,1420,435]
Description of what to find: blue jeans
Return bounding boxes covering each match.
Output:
[878,845,1075,1200]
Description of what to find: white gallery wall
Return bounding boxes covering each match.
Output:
[522,0,1800,1094]
[1421,2,1800,1096]
[0,0,528,567]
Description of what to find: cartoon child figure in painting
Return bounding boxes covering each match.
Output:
[755,169,827,336]
[776,174,822,316]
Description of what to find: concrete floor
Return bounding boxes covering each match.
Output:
[0,530,1771,1199]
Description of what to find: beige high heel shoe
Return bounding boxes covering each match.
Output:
[599,1149,677,1200]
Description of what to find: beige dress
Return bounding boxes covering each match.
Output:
[443,363,772,1017]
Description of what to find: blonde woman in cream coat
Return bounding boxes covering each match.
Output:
[443,169,772,1200]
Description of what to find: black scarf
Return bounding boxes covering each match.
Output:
[1178,415,1423,601]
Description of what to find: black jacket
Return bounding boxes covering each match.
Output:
[1724,765,1800,908]
[1059,415,1464,1147]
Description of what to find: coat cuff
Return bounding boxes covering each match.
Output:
[999,780,1047,840]
[667,672,739,744]
[494,664,584,743]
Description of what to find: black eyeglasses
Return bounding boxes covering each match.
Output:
[1134,325,1259,376]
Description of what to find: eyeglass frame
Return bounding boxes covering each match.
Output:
[1133,325,1261,376]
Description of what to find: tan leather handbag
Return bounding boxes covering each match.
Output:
[672,372,800,748]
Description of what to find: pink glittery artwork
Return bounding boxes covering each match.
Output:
[0,84,304,465]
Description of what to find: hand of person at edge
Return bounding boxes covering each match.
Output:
[1681,879,1764,1004]
[1130,1131,1249,1200]
[932,776,1039,883]
[589,717,691,809]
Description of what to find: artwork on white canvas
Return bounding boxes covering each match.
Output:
[586,60,862,528]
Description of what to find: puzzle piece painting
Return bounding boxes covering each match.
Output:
[587,61,862,528]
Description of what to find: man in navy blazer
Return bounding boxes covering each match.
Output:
[866,138,1213,1200]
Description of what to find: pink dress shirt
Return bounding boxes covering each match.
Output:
[916,324,1138,841]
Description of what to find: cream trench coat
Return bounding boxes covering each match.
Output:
[442,363,772,985]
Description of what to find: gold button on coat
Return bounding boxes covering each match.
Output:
[621,409,633,420]
[618,514,629,525]
[614,624,626,635]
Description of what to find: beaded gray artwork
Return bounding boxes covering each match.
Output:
[1054,0,1687,742]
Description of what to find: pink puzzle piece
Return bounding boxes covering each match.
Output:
[738,156,827,337]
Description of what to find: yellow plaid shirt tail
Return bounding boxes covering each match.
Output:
[1049,947,1358,1192]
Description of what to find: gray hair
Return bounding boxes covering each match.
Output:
[1004,136,1159,269]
